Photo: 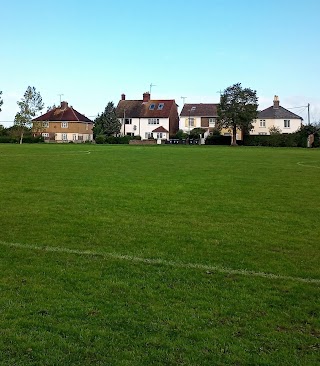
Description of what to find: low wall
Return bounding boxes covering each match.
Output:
[129,139,157,145]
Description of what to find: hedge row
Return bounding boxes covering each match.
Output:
[243,133,310,148]
[0,136,44,143]
[95,135,142,144]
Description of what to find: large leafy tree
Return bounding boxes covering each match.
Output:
[14,86,44,144]
[93,102,121,138]
[217,83,258,145]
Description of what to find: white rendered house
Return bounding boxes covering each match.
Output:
[251,96,303,135]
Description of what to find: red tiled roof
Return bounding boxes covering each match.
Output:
[152,126,169,133]
[33,102,93,123]
[116,100,176,119]
[180,103,218,117]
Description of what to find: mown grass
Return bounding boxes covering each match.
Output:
[0,144,319,365]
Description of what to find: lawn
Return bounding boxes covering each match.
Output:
[0,144,319,365]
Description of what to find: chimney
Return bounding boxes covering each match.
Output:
[143,92,150,103]
[273,95,280,109]
[61,101,68,109]
[121,93,126,101]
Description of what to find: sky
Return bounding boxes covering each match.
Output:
[1,0,320,126]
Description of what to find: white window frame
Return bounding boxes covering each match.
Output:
[189,117,195,127]
[258,132,267,135]
[148,118,159,125]
[42,132,49,137]
[157,103,164,110]
[62,133,68,141]
[156,132,163,139]
[42,121,49,128]
[209,118,216,127]
[284,120,290,128]
[61,122,68,128]
[124,118,132,125]
[145,132,153,139]
[259,119,266,127]
[73,134,77,141]
[149,104,155,110]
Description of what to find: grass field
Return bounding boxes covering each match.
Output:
[0,144,319,365]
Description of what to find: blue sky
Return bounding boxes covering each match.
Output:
[1,0,319,125]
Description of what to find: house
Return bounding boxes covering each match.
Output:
[115,92,179,141]
[251,96,303,135]
[32,101,93,142]
[179,103,242,143]
[179,103,218,136]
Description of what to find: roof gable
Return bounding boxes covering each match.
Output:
[33,103,93,123]
[116,99,176,119]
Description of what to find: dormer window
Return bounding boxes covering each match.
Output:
[149,104,155,110]
[158,103,164,110]
[191,106,196,111]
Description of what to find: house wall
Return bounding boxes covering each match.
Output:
[168,104,179,135]
[140,118,170,140]
[251,118,302,135]
[33,121,93,142]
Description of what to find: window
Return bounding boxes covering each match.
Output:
[73,134,77,141]
[156,132,163,139]
[209,118,216,127]
[189,117,195,127]
[157,103,164,110]
[145,132,153,139]
[124,118,132,124]
[62,133,68,141]
[258,132,267,135]
[148,118,159,125]
[78,135,83,141]
[61,122,68,128]
[259,119,266,127]
[126,132,134,136]
[42,132,49,138]
[191,106,196,111]
[42,122,49,128]
[284,120,290,128]
[149,104,155,110]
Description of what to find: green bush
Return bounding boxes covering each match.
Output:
[244,133,306,147]
[95,135,105,144]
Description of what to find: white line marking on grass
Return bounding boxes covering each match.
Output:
[297,162,320,169]
[1,240,319,285]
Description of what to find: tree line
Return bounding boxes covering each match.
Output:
[0,84,319,146]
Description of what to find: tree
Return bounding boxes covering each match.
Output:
[0,90,3,113]
[269,126,282,135]
[14,86,44,144]
[217,83,258,145]
[93,102,121,138]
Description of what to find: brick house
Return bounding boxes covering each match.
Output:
[32,101,93,142]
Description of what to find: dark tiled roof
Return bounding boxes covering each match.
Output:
[116,100,175,118]
[180,103,218,117]
[33,104,93,123]
[152,126,169,133]
[258,106,303,120]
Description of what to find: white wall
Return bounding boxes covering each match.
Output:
[120,117,170,140]
[251,118,302,135]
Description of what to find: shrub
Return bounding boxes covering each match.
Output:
[95,135,105,144]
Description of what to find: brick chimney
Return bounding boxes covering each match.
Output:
[121,94,126,101]
[143,92,150,103]
[273,95,280,109]
[61,101,68,109]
